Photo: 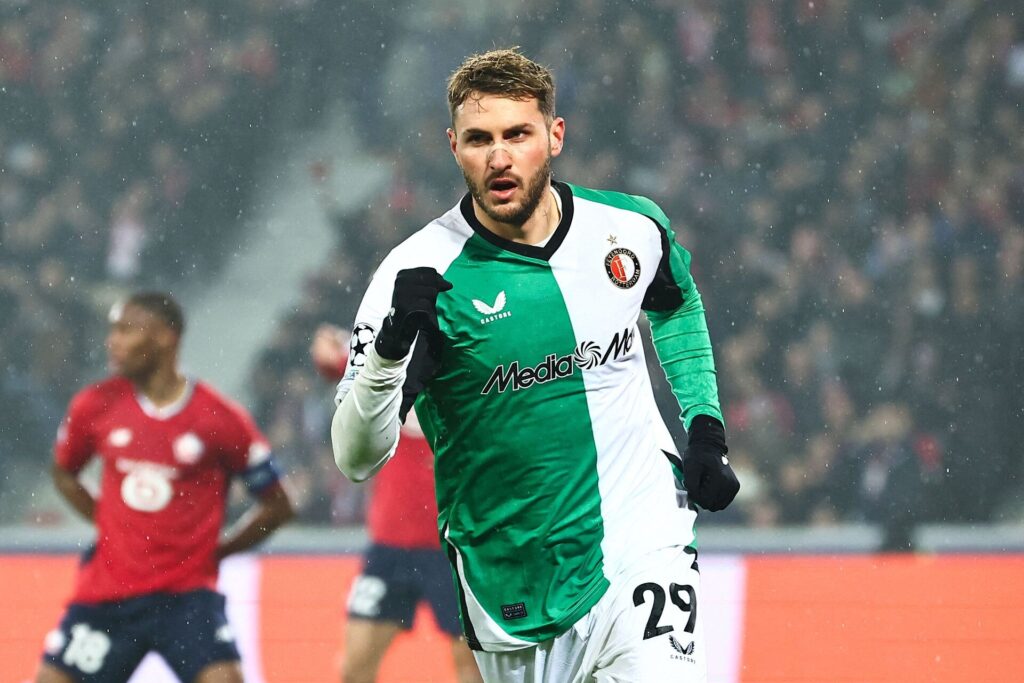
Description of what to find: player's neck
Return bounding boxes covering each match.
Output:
[478,185,561,246]
[134,365,188,408]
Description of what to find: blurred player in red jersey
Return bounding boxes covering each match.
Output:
[37,292,295,683]
[311,324,481,683]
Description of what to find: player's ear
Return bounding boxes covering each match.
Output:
[549,117,565,158]
[447,128,460,163]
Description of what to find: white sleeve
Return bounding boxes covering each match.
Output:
[331,345,405,481]
[330,231,459,480]
[330,254,404,481]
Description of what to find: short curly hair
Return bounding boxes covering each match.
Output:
[447,48,556,124]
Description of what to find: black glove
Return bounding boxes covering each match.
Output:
[374,267,453,361]
[682,414,739,512]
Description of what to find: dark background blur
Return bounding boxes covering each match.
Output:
[2,0,1021,548]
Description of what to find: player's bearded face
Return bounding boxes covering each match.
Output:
[462,154,552,227]
[450,94,564,228]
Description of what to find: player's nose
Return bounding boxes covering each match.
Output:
[487,145,512,170]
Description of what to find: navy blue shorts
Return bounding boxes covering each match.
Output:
[346,544,462,636]
[41,589,239,683]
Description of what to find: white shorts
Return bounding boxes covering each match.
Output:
[473,545,706,683]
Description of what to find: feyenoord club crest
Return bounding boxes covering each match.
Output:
[604,248,641,289]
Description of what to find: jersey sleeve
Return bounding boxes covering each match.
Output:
[334,255,402,406]
[331,253,414,481]
[216,400,282,495]
[641,215,724,430]
[54,390,101,473]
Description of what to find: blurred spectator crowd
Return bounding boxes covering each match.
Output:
[0,0,357,516]
[4,1,1022,543]
[251,0,1024,543]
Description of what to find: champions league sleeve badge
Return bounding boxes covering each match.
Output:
[349,323,376,368]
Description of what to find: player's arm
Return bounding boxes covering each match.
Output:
[216,406,296,559]
[216,480,294,560]
[642,219,722,428]
[642,212,739,511]
[331,266,451,481]
[52,391,99,522]
[51,463,95,521]
[331,346,406,481]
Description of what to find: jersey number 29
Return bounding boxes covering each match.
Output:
[632,582,697,640]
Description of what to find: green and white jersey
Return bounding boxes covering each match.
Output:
[337,181,722,652]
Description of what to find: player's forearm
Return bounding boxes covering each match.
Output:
[331,347,405,481]
[51,464,95,521]
[647,284,723,429]
[216,483,294,560]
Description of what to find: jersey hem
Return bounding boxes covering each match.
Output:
[71,577,219,605]
[475,575,610,651]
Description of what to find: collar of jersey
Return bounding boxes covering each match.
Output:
[459,180,574,262]
[135,379,195,420]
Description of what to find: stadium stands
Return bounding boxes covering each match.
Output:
[4,2,1022,541]
[249,1,1024,538]
[0,0,350,519]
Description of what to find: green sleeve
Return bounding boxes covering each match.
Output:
[643,224,724,431]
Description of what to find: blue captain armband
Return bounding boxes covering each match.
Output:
[241,456,283,496]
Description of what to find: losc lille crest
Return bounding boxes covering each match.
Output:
[605,248,641,289]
